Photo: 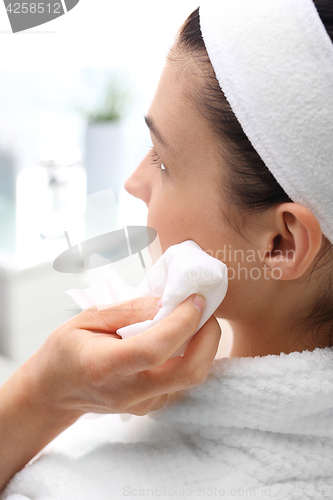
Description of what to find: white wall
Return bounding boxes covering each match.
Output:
[0,0,201,183]
[0,1,200,75]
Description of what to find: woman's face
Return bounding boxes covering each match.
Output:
[125,61,235,253]
[125,59,246,318]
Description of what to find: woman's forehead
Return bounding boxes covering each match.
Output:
[148,61,216,156]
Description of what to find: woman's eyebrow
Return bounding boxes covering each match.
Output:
[144,115,169,149]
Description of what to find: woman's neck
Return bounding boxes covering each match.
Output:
[228,321,309,358]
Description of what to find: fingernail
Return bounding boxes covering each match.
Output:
[192,294,205,314]
[157,298,163,308]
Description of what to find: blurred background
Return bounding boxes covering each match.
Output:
[0,0,232,384]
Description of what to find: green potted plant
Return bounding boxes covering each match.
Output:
[84,73,131,199]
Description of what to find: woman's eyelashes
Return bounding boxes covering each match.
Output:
[149,147,167,173]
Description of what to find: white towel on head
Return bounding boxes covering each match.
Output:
[199,0,333,244]
[117,240,228,357]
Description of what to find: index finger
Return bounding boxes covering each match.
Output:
[113,294,206,373]
[71,296,162,333]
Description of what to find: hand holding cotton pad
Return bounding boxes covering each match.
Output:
[67,240,228,358]
[117,240,228,357]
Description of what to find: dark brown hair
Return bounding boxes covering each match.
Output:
[173,2,333,349]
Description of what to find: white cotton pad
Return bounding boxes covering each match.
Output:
[117,240,228,357]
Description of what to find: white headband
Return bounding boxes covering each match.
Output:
[199,0,333,244]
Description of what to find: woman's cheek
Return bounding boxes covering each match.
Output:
[147,203,174,253]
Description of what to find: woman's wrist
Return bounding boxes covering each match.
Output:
[23,349,84,423]
[22,358,83,450]
[0,357,81,492]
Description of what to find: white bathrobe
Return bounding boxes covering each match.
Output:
[2,347,333,500]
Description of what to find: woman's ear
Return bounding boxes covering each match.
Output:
[263,203,323,280]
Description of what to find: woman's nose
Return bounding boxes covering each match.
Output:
[124,155,151,205]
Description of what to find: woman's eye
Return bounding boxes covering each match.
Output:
[149,147,167,174]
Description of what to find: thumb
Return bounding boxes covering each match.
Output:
[116,294,207,373]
